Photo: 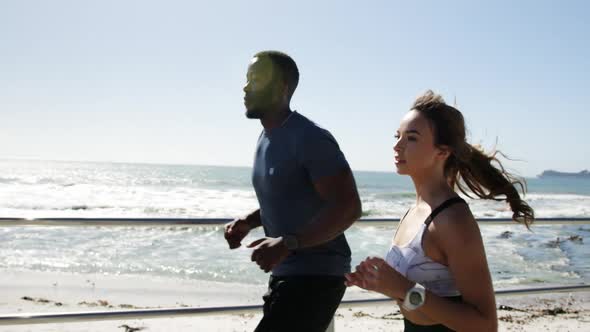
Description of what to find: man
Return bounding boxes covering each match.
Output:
[224,50,362,332]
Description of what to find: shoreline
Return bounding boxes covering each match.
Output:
[1,270,589,331]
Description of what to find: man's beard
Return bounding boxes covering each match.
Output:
[245,107,266,119]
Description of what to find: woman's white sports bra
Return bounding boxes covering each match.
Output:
[385,197,465,297]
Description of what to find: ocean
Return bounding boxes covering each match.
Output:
[1,159,589,289]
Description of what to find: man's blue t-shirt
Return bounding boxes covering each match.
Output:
[252,111,352,276]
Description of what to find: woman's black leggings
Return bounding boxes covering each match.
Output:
[403,295,462,331]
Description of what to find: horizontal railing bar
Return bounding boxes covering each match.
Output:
[1,217,589,226]
[0,304,262,326]
[0,218,234,226]
[0,285,588,326]
[339,284,590,307]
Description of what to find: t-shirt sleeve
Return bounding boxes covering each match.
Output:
[299,127,350,181]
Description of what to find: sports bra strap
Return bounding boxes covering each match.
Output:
[399,208,411,223]
[424,197,466,226]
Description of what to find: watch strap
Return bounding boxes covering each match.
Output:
[402,282,426,311]
[283,234,299,250]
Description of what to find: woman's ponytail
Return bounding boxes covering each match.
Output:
[412,90,534,227]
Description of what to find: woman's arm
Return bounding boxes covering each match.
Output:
[345,205,497,331]
[415,205,497,331]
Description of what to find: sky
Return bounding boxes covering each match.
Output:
[1,0,588,177]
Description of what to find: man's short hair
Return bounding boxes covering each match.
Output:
[254,50,299,99]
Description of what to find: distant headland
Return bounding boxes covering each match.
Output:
[539,170,590,178]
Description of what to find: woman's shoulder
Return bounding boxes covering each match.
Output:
[437,198,473,221]
[428,200,480,243]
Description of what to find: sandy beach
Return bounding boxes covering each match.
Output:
[1,270,588,331]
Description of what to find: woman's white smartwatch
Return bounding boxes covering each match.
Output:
[403,283,426,311]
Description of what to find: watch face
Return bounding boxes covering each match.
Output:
[409,292,423,305]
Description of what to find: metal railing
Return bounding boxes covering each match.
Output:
[1,217,589,226]
[1,217,589,329]
[0,285,589,326]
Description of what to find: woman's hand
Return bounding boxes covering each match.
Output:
[345,256,414,299]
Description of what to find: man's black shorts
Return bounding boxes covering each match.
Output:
[254,275,346,332]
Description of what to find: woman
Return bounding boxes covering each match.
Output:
[345,90,534,331]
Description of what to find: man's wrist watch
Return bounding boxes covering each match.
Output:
[283,234,299,250]
[402,283,426,311]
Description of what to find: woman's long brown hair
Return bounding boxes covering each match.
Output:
[412,90,534,227]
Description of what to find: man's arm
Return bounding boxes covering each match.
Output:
[295,167,362,248]
[248,127,361,272]
[224,209,261,249]
[244,209,262,228]
[248,167,361,272]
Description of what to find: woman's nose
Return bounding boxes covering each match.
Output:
[393,139,403,151]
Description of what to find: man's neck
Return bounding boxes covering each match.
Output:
[260,107,293,130]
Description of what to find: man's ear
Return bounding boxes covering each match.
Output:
[280,82,290,102]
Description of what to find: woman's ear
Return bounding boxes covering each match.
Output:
[437,145,451,160]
